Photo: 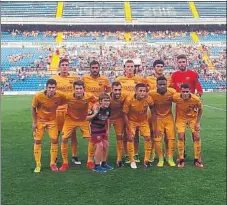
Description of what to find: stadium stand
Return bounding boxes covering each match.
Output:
[1,2,57,17]
[1,1,226,93]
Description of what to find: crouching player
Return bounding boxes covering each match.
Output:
[123,83,155,169]
[59,80,97,171]
[32,79,66,173]
[173,83,203,168]
[87,93,113,173]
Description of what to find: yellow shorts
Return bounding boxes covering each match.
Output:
[62,116,90,139]
[176,118,198,133]
[110,120,124,136]
[56,110,66,132]
[153,116,175,142]
[128,120,150,138]
[33,119,58,141]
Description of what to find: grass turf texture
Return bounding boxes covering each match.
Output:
[1,93,226,205]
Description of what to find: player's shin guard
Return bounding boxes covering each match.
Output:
[87,141,95,162]
[164,136,168,158]
[71,138,78,157]
[61,143,68,164]
[116,140,123,162]
[34,144,41,166]
[193,140,201,159]
[149,140,155,161]
[50,143,58,165]
[177,140,184,159]
[167,139,175,159]
[154,141,163,161]
[127,141,135,162]
[144,140,151,162]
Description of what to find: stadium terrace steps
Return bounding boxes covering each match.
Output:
[1,1,226,19]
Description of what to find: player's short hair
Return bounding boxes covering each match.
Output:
[135,83,146,90]
[46,79,57,86]
[177,54,187,61]
[90,60,100,68]
[99,93,110,101]
[153,60,164,68]
[112,81,121,87]
[124,59,134,67]
[157,76,167,82]
[59,58,69,66]
[181,83,190,89]
[73,80,85,88]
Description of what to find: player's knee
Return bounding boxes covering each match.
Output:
[192,133,200,141]
[35,140,41,144]
[144,137,151,142]
[96,142,104,150]
[51,139,58,144]
[178,133,185,141]
[116,135,122,141]
[62,138,68,144]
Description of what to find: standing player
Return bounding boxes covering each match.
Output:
[170,54,203,159]
[109,82,127,167]
[123,83,155,169]
[149,76,176,167]
[147,60,171,90]
[59,80,97,171]
[32,79,65,173]
[51,58,81,165]
[147,60,170,162]
[173,84,203,168]
[170,54,203,96]
[87,93,113,173]
[81,60,111,169]
[116,60,147,163]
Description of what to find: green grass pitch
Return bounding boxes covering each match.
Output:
[1,93,226,205]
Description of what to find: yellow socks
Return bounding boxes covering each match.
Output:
[178,140,185,159]
[34,144,41,167]
[61,143,68,164]
[168,139,175,159]
[87,141,95,162]
[194,140,201,159]
[71,140,78,157]
[127,141,134,162]
[50,143,58,165]
[116,140,123,162]
[154,141,163,160]
[144,140,151,162]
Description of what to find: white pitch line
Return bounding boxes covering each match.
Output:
[204,104,227,112]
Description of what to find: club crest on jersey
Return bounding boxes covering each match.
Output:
[186,77,190,80]
[69,80,74,84]
[98,82,103,86]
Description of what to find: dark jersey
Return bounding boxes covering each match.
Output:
[90,107,111,136]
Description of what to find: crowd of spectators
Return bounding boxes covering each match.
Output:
[7,29,226,42]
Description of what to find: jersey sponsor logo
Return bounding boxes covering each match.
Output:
[58,86,73,91]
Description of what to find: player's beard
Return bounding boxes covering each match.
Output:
[179,66,186,71]
[158,89,167,95]
[114,94,121,99]
[182,93,190,100]
[91,71,99,77]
